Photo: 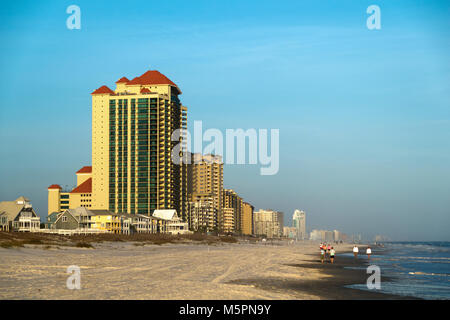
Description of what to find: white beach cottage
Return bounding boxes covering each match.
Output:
[0,196,41,232]
[152,209,191,235]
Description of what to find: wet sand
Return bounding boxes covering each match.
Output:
[229,253,418,300]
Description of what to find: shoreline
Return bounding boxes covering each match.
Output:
[229,249,420,300]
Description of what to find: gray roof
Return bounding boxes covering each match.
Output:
[66,207,93,217]
[89,209,113,216]
[46,212,61,223]
[0,196,36,221]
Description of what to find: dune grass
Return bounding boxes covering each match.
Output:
[0,231,238,249]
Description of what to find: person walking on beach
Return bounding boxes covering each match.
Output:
[320,247,325,263]
[330,247,335,264]
[366,246,372,261]
[353,245,359,259]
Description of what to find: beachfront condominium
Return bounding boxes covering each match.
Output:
[48,166,93,214]
[91,70,188,218]
[253,209,284,238]
[292,209,306,240]
[188,199,217,232]
[223,189,243,233]
[241,201,254,235]
[222,207,235,233]
[189,153,223,230]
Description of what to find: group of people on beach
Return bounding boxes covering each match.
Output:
[319,243,335,264]
[320,243,373,263]
[353,245,372,261]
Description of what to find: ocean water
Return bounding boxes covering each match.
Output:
[345,241,450,300]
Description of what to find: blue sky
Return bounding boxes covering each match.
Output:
[0,0,449,240]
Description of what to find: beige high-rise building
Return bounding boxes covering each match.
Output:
[253,209,284,238]
[223,189,242,233]
[188,199,217,232]
[189,153,223,229]
[222,207,235,233]
[91,70,188,218]
[241,201,254,235]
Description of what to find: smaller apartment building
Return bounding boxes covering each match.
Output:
[188,199,217,232]
[253,209,284,238]
[48,166,93,214]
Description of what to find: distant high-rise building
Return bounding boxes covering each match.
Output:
[283,226,297,239]
[324,230,334,242]
[309,229,344,242]
[241,201,254,235]
[189,153,223,229]
[223,189,242,233]
[90,70,188,218]
[253,209,284,238]
[309,229,322,241]
[292,209,306,240]
[333,230,341,241]
[222,207,235,233]
[351,234,362,243]
[188,199,217,232]
[374,235,390,242]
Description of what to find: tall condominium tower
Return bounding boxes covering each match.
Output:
[241,201,254,235]
[91,70,188,217]
[223,189,243,233]
[292,209,306,240]
[189,153,223,230]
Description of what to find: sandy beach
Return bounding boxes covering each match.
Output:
[0,239,409,300]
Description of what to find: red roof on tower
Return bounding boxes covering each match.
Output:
[140,87,153,94]
[91,85,115,95]
[70,178,92,194]
[48,184,62,190]
[115,77,130,84]
[76,166,92,174]
[127,70,181,93]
